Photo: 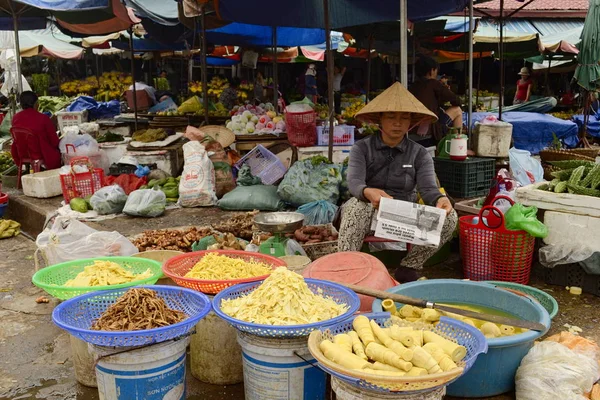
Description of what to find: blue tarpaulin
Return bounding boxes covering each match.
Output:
[206,23,326,47]
[215,0,470,28]
[14,0,108,10]
[67,96,121,120]
[469,112,579,154]
[125,0,178,26]
[573,115,600,138]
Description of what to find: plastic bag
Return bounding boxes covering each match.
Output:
[237,164,262,186]
[509,147,544,186]
[217,185,284,211]
[66,96,120,120]
[35,217,138,266]
[297,200,339,226]
[135,165,151,178]
[515,341,599,400]
[123,188,166,217]
[59,133,100,157]
[539,244,596,269]
[0,112,13,137]
[213,161,235,198]
[105,174,147,195]
[89,185,128,215]
[277,159,342,206]
[179,141,217,207]
[286,239,308,257]
[504,203,548,238]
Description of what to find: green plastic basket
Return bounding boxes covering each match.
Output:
[485,281,559,319]
[32,257,162,300]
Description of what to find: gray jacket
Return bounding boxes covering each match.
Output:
[347,133,445,206]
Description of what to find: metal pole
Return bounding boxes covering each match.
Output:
[412,38,416,84]
[13,13,22,94]
[399,0,408,85]
[366,36,372,104]
[128,29,138,131]
[272,27,279,109]
[498,0,504,120]
[477,52,483,106]
[468,0,474,135]
[324,0,335,162]
[201,8,209,125]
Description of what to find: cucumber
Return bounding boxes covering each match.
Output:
[548,160,595,170]
[537,184,549,191]
[548,178,560,190]
[567,166,586,185]
[580,164,600,187]
[554,181,568,193]
[566,183,600,197]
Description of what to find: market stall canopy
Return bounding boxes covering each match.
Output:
[210,0,473,28]
[0,28,84,58]
[125,0,179,26]
[205,24,329,47]
[13,0,108,10]
[574,0,600,91]
[300,32,348,61]
[53,0,138,36]
[111,36,187,52]
[0,1,46,30]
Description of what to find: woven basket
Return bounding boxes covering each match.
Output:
[564,148,600,158]
[539,150,596,163]
[199,125,236,148]
[301,224,339,261]
[543,165,560,181]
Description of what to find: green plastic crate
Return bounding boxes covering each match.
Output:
[434,157,495,198]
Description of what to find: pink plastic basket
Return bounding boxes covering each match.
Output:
[286,110,317,147]
[235,145,287,185]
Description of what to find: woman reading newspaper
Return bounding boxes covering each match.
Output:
[339,82,458,282]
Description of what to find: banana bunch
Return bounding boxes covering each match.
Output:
[0,219,20,239]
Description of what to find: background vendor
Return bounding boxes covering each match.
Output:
[339,82,458,282]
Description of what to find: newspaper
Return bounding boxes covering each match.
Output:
[374,198,446,247]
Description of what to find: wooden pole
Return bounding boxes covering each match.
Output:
[272,27,279,108]
[128,28,138,131]
[366,36,373,104]
[467,0,474,135]
[12,12,22,94]
[498,0,504,120]
[201,7,209,125]
[477,52,483,106]
[399,0,408,85]
[324,0,335,162]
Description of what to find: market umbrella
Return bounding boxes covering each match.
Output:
[573,0,600,146]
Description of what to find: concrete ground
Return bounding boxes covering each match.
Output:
[1,193,599,400]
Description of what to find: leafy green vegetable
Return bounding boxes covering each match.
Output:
[310,155,332,167]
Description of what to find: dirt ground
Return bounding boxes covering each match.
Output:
[1,207,599,400]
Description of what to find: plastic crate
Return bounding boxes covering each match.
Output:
[316,125,355,146]
[234,144,287,185]
[286,110,317,147]
[56,110,88,133]
[544,263,600,297]
[60,157,105,203]
[434,157,495,198]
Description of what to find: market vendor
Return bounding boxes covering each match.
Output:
[305,64,318,104]
[514,67,533,104]
[339,82,458,282]
[11,91,61,170]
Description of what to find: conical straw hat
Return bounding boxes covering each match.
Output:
[355,82,438,127]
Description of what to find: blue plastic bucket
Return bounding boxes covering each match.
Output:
[92,337,189,400]
[237,332,326,400]
[372,279,550,398]
[0,202,7,218]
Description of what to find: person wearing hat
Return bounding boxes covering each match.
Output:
[305,64,318,104]
[339,82,458,282]
[514,67,533,104]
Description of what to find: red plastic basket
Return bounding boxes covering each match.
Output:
[162,250,287,294]
[285,110,317,147]
[459,204,535,284]
[60,157,105,203]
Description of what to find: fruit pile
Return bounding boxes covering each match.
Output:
[550,111,573,121]
[226,103,285,135]
[0,152,14,174]
[342,99,365,120]
[60,71,133,101]
[140,176,180,203]
[315,104,330,120]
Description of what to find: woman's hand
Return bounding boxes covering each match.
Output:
[363,188,392,208]
[436,196,453,215]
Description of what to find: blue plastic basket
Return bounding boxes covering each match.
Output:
[213,278,361,338]
[52,285,212,347]
[0,202,7,218]
[307,313,488,393]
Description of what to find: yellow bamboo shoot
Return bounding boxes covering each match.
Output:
[412,346,442,374]
[382,299,398,316]
[365,342,413,372]
[499,324,515,336]
[399,305,418,318]
[333,333,353,353]
[390,315,405,325]
[462,318,476,327]
[358,368,406,377]
[481,322,502,338]
[371,361,403,372]
[348,331,368,361]
[370,320,413,362]
[353,316,375,346]
[389,325,414,347]
[410,330,424,347]
[320,340,370,370]
[423,343,458,372]
[421,309,442,322]
[423,331,467,362]
[406,367,428,376]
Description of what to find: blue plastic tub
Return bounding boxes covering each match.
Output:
[372,279,551,398]
[0,202,7,218]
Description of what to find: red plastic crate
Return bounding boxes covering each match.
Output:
[286,110,317,147]
[59,157,105,203]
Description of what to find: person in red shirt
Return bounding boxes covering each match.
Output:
[11,91,61,170]
[514,67,533,104]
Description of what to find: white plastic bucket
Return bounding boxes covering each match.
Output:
[91,337,189,400]
[332,377,446,400]
[280,255,311,274]
[237,332,326,400]
[69,335,97,387]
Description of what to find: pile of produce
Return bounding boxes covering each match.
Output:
[188,76,230,98]
[237,81,253,102]
[69,197,92,214]
[211,211,258,240]
[220,267,348,325]
[0,152,14,174]
[140,176,180,202]
[476,90,497,98]
[60,71,132,100]
[318,315,465,377]
[383,302,525,339]
[194,233,248,251]
[0,219,20,239]
[132,128,168,143]
[32,74,50,96]
[538,161,600,197]
[36,96,73,115]
[63,260,153,287]
[226,103,285,135]
[550,111,573,121]
[184,252,272,280]
[315,104,330,119]
[153,77,170,91]
[289,225,338,244]
[91,288,187,331]
[341,99,365,121]
[359,123,380,135]
[132,227,214,252]
[96,131,124,143]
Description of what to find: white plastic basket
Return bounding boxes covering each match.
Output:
[317,125,355,146]
[56,110,88,133]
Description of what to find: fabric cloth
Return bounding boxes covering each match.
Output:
[305,74,317,96]
[347,133,445,206]
[333,73,343,91]
[11,108,61,170]
[410,78,460,142]
[515,79,532,102]
[338,197,458,270]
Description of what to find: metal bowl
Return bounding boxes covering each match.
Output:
[253,212,305,233]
